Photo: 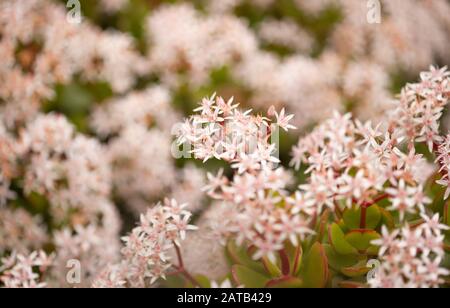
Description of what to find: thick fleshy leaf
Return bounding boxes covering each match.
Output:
[195,275,212,288]
[324,244,360,272]
[315,209,330,242]
[379,207,395,229]
[301,242,329,288]
[338,281,367,288]
[444,236,450,253]
[345,230,381,251]
[227,241,266,274]
[328,223,358,255]
[266,276,303,288]
[261,256,282,277]
[285,242,303,276]
[338,220,349,233]
[343,205,381,230]
[231,265,270,288]
[164,275,188,288]
[341,260,370,278]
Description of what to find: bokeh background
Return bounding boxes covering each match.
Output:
[1,0,450,287]
[48,0,450,228]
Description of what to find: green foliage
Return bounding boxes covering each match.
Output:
[328,223,358,255]
[226,241,266,274]
[231,265,270,288]
[343,205,381,230]
[324,244,360,273]
[266,276,303,288]
[345,230,380,252]
[300,242,329,288]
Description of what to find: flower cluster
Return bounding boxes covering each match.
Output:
[0,208,47,255]
[257,18,314,53]
[146,3,257,87]
[0,113,121,287]
[100,0,128,14]
[389,66,450,152]
[178,97,317,262]
[0,0,146,128]
[178,94,295,164]
[291,111,433,221]
[119,199,197,287]
[0,251,54,288]
[437,135,450,199]
[19,114,113,218]
[0,123,17,206]
[91,87,206,213]
[0,0,449,289]
[201,0,450,129]
[369,214,449,288]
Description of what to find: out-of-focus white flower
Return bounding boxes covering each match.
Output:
[0,251,54,288]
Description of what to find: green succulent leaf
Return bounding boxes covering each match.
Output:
[231,265,270,288]
[338,219,349,233]
[324,244,360,272]
[379,206,395,229]
[261,256,282,277]
[343,205,381,230]
[345,230,381,251]
[338,280,367,288]
[265,276,303,288]
[165,275,189,288]
[195,275,212,288]
[285,242,303,276]
[301,242,329,288]
[328,223,358,255]
[341,260,370,278]
[227,241,266,274]
[315,209,330,242]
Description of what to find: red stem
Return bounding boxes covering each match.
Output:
[354,193,389,209]
[173,242,201,287]
[174,243,184,268]
[358,194,389,229]
[279,249,291,276]
[360,205,367,229]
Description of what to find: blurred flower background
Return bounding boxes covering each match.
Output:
[0,0,449,288]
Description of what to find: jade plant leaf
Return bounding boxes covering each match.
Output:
[227,241,266,274]
[341,260,370,278]
[338,281,367,288]
[324,244,360,272]
[261,256,282,277]
[266,276,303,288]
[164,275,188,288]
[285,242,303,276]
[195,275,212,288]
[345,230,381,251]
[315,209,330,242]
[343,205,381,230]
[328,223,358,255]
[231,265,270,288]
[301,242,329,288]
[379,207,395,229]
